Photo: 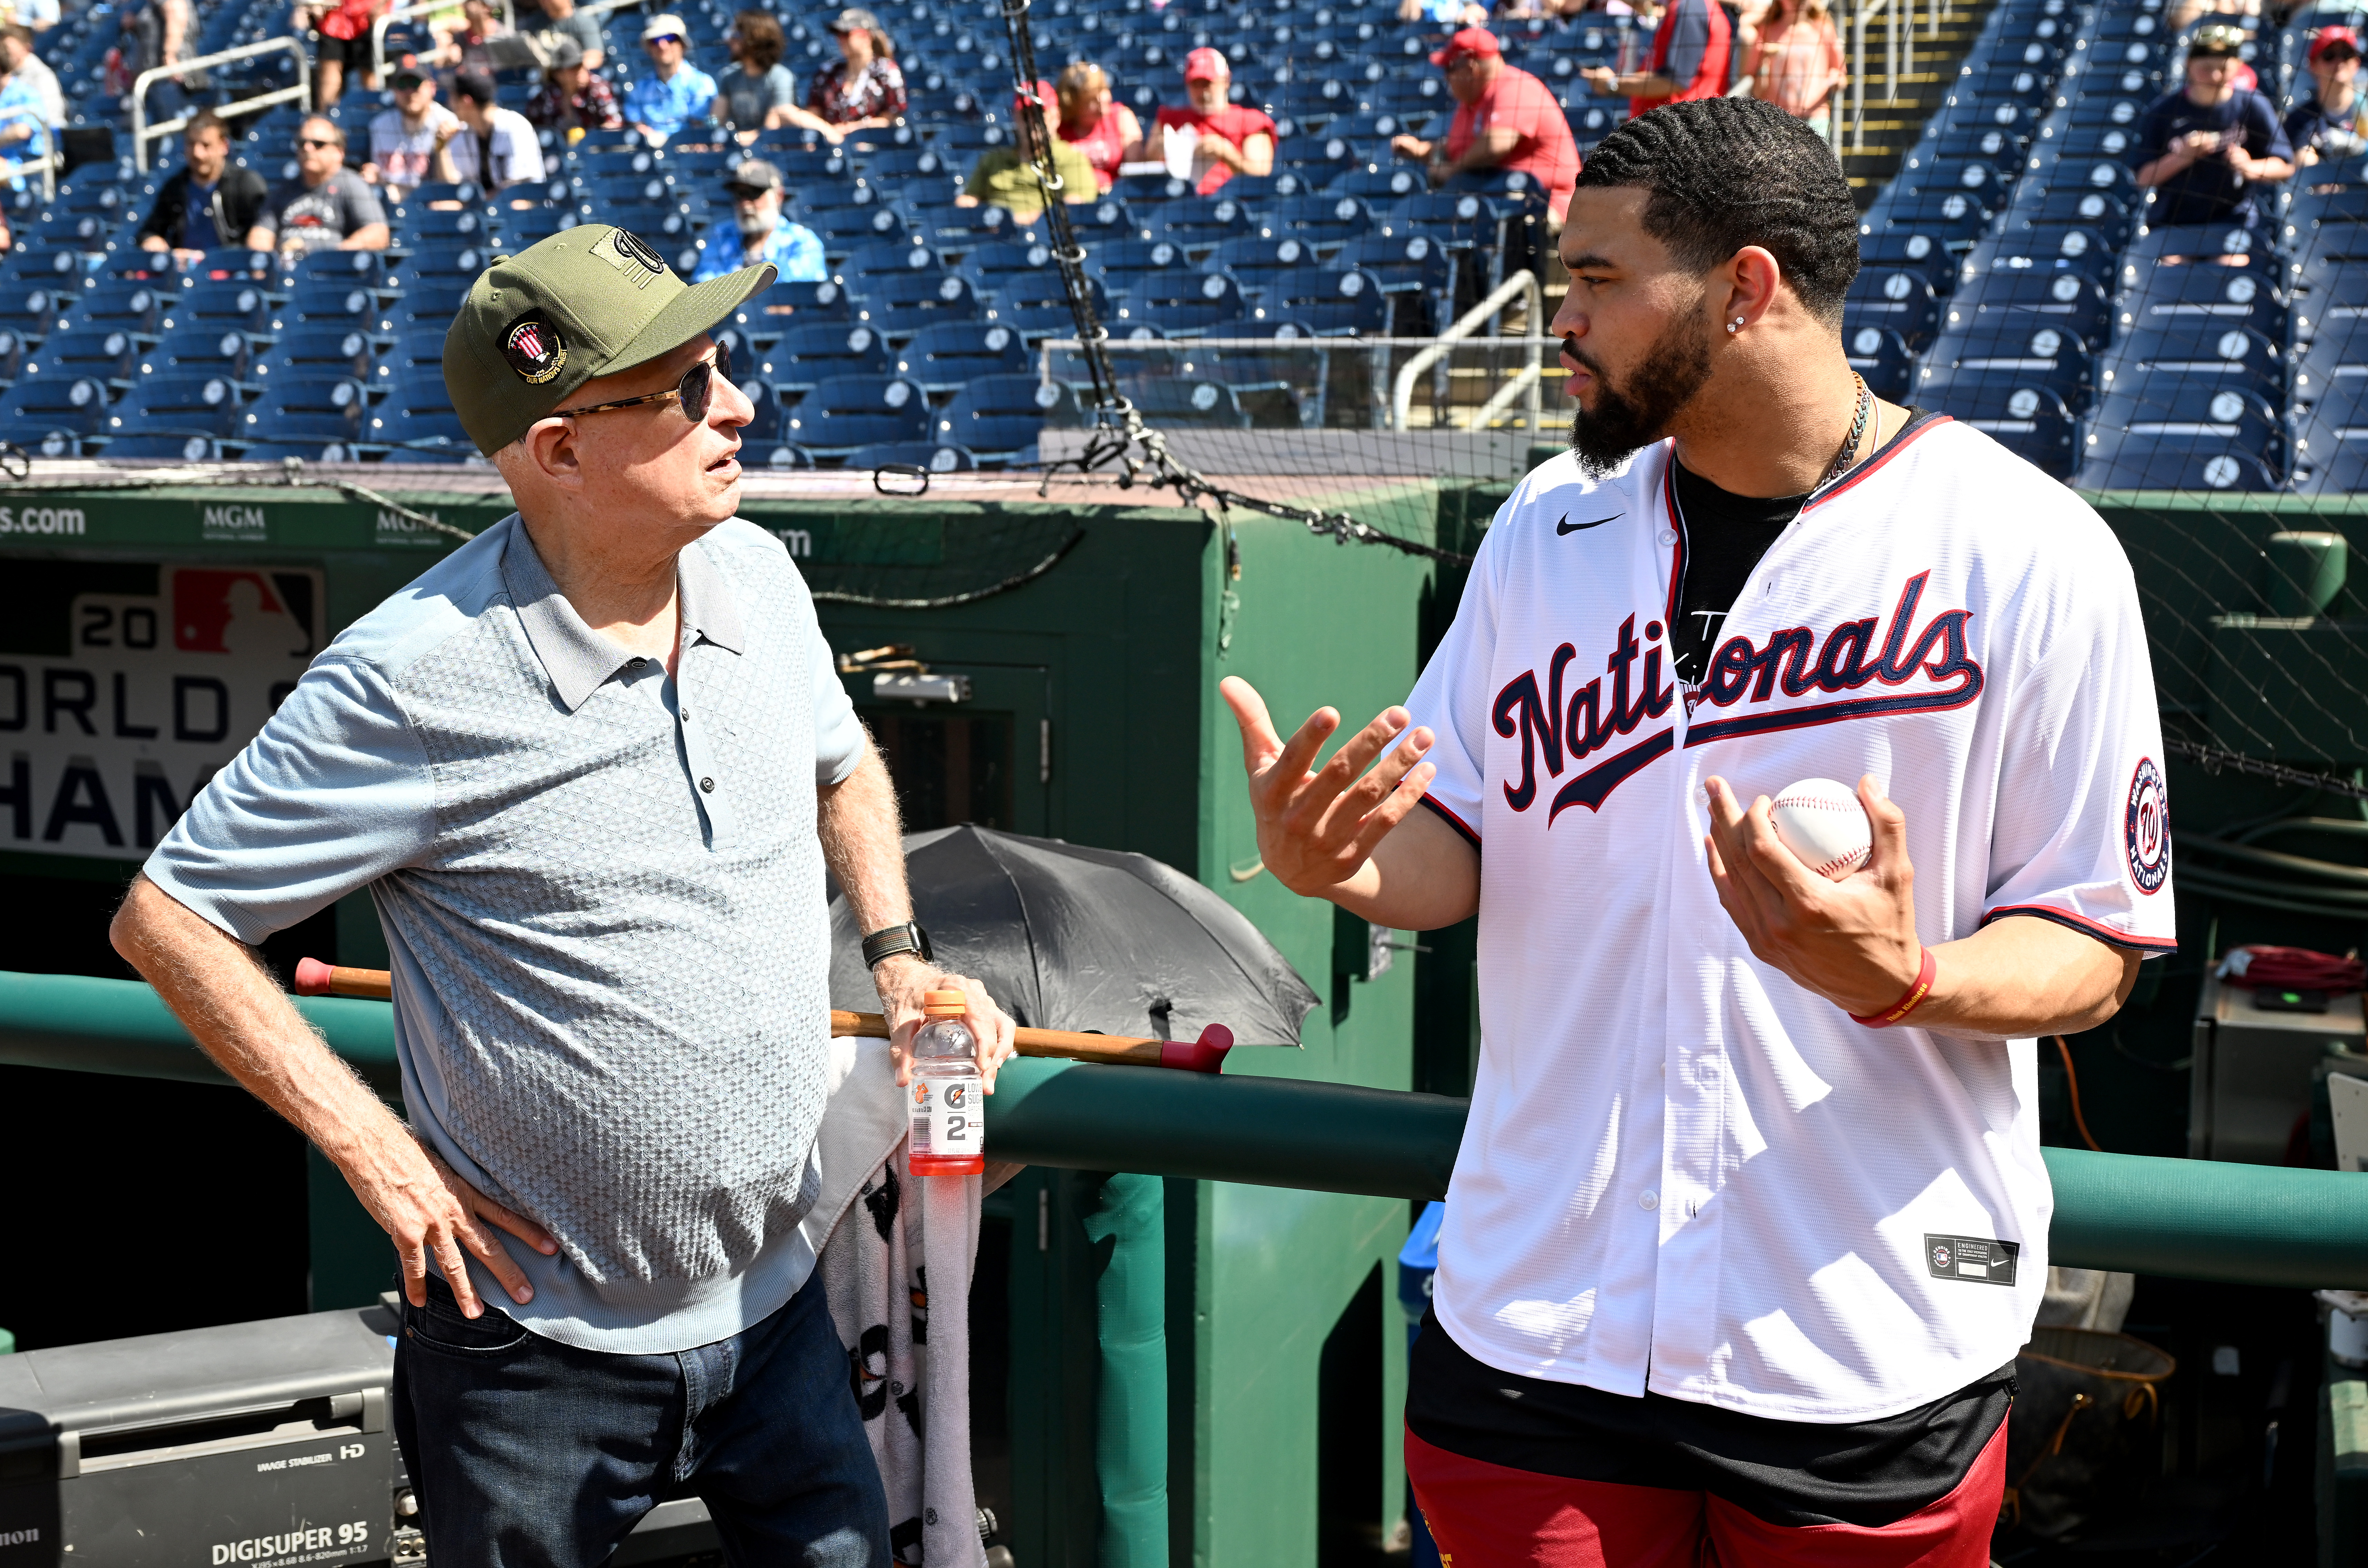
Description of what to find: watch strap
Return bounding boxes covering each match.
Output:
[861,921,933,969]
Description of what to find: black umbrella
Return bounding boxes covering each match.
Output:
[827,826,1317,1047]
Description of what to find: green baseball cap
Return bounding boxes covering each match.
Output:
[443,225,776,454]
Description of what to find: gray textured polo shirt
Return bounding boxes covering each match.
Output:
[146,515,866,1353]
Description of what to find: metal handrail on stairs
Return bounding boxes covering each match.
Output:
[132,36,312,171]
[1388,270,1547,434]
[1844,0,1961,153]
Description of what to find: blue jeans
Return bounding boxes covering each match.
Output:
[394,1274,891,1568]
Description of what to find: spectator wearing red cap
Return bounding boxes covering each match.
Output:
[1125,47,1277,194]
[958,78,1099,218]
[1390,29,1580,222]
[1581,0,1732,117]
[2290,26,2366,167]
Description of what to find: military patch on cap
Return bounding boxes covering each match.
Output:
[589,228,670,289]
[503,314,567,382]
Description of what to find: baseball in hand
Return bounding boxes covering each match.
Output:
[1769,777,1874,880]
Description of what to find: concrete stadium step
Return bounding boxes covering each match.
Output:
[1838,0,2002,202]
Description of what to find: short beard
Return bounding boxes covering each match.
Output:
[737,207,779,241]
[1567,309,1715,478]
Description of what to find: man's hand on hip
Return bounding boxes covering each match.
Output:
[1220,675,1436,899]
[1702,773,1924,1017]
[873,952,1017,1091]
[339,1122,558,1317]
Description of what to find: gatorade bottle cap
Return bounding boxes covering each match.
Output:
[923,989,968,1014]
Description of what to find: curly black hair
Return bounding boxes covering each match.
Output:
[1572,98,1860,323]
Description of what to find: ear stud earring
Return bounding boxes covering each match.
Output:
[1727,316,1746,333]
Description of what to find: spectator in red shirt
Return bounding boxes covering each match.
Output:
[1581,0,1732,116]
[1126,47,1275,194]
[1390,28,1580,221]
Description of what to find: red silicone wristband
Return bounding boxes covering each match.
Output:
[1849,947,1937,1028]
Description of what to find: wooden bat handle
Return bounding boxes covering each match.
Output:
[292,962,1230,1071]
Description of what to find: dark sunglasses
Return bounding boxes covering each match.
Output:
[649,33,684,44]
[296,136,340,150]
[553,344,734,423]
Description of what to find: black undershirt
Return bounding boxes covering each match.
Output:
[1667,459,1809,687]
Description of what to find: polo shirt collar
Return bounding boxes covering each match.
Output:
[503,520,746,712]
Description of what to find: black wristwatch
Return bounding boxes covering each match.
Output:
[861,922,933,969]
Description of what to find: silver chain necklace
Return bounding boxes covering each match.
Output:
[1820,373,1874,489]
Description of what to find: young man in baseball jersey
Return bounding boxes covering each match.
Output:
[1223,99,2173,1567]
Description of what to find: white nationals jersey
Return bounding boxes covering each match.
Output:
[1403,416,2176,1423]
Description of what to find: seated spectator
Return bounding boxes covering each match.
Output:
[526,38,621,140]
[1738,0,1844,141]
[959,79,1098,216]
[1582,0,1730,114]
[1055,61,1139,192]
[137,109,270,263]
[522,0,602,71]
[13,0,56,32]
[1399,0,1491,27]
[2288,26,2365,167]
[624,13,718,144]
[0,27,49,182]
[715,10,797,142]
[245,117,391,255]
[430,0,508,79]
[365,68,461,201]
[2172,0,2259,30]
[447,70,544,193]
[2133,22,2292,228]
[776,8,905,144]
[1390,28,1578,221]
[0,27,62,138]
[292,0,382,108]
[1127,48,1274,195]
[691,158,825,282]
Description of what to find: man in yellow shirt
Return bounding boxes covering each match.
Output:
[958,79,1097,219]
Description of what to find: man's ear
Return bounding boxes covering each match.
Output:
[1718,244,1786,333]
[513,417,585,488]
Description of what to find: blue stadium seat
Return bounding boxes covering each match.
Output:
[394,206,499,245]
[2088,384,2287,476]
[782,374,932,457]
[2103,323,2284,403]
[369,391,474,450]
[1211,233,1319,305]
[958,240,1066,300]
[980,271,1108,341]
[163,278,274,333]
[1927,382,2080,478]
[22,326,138,383]
[0,281,64,338]
[289,248,389,289]
[102,371,245,440]
[845,440,979,473]
[106,432,230,460]
[2124,261,2290,344]
[1258,195,1375,252]
[1940,272,2114,351]
[140,325,252,380]
[1132,377,1255,428]
[932,373,1078,464]
[2007,188,2135,253]
[1844,324,1918,402]
[380,276,473,333]
[894,320,1031,393]
[1857,231,1957,293]
[238,373,370,444]
[1110,272,1250,338]
[69,277,169,333]
[766,320,896,394]
[2078,437,2282,492]
[1149,196,1261,251]
[1958,225,2115,285]
[1916,321,2097,409]
[1843,269,1943,350]
[851,269,982,331]
[1260,266,1388,336]
[241,439,366,463]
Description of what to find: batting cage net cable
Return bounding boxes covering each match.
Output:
[990,0,1474,569]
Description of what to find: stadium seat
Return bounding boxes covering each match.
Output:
[1110,272,1250,338]
[1844,324,1918,402]
[1916,320,2097,410]
[1927,381,2079,477]
[982,271,1110,341]
[102,371,246,440]
[1131,377,1255,428]
[2102,323,2284,403]
[766,320,896,394]
[1857,231,1957,294]
[241,439,365,463]
[2089,384,2287,474]
[932,373,1078,464]
[782,374,932,457]
[2078,438,2282,492]
[1940,272,2115,350]
[164,278,274,334]
[851,270,982,333]
[1261,266,1389,336]
[895,320,1031,393]
[1844,270,1944,350]
[140,325,253,381]
[22,327,138,383]
[2124,262,2290,344]
[70,277,169,333]
[2011,188,2135,252]
[1258,195,1376,253]
[1958,227,2114,287]
[106,432,229,460]
[845,440,979,473]
[237,373,371,444]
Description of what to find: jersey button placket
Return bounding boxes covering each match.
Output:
[674,648,737,848]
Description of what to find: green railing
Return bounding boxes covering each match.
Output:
[4,968,2367,1288]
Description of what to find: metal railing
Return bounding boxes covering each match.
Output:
[132,36,312,171]
[1844,0,1956,152]
[5,966,2368,1289]
[1390,270,1546,433]
[367,0,520,86]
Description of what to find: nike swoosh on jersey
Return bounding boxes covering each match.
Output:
[1557,514,1620,534]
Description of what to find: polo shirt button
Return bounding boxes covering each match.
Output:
[699,777,716,793]
[1640,1189,1659,1211]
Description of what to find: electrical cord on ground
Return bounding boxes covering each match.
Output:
[992,0,1476,569]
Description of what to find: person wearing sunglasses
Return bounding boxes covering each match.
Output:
[113,222,1017,1561]
[625,11,717,146]
[242,116,389,254]
[690,157,824,282]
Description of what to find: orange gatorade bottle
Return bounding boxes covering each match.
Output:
[908,989,985,1176]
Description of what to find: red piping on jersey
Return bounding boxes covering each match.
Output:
[1421,795,1482,848]
[1802,411,1954,513]
[1982,904,2178,953]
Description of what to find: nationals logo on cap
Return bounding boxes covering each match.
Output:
[589,227,670,288]
[503,315,567,383]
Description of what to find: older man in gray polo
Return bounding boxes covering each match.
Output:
[110,225,1013,1566]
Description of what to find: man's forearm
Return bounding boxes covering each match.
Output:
[817,740,913,937]
[1916,914,2141,1038]
[1306,804,1479,932]
[109,875,407,1163]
